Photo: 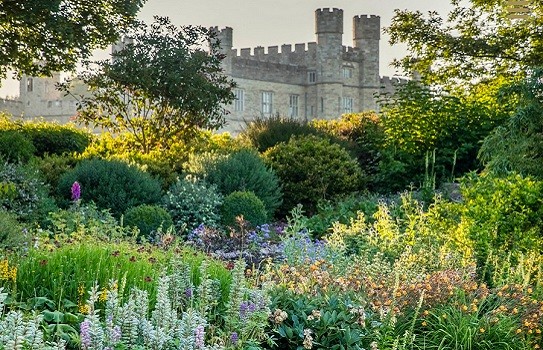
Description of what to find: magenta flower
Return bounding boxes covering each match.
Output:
[71,181,81,201]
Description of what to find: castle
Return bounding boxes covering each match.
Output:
[0,8,402,132]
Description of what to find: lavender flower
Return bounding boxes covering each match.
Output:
[80,318,92,349]
[230,331,239,345]
[71,181,81,201]
[240,301,257,320]
[110,325,122,343]
[184,287,193,298]
[194,324,205,349]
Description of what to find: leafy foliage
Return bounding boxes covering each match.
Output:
[460,173,543,280]
[0,0,144,79]
[124,204,173,241]
[67,17,235,153]
[0,130,35,163]
[376,80,510,191]
[479,68,543,177]
[264,135,364,216]
[189,149,282,218]
[0,209,27,250]
[162,177,223,235]
[312,112,385,188]
[221,191,268,228]
[57,158,162,217]
[0,161,57,224]
[239,115,332,153]
[385,0,542,85]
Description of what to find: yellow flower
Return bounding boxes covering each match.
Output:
[99,288,108,302]
[516,329,522,334]
[422,321,427,327]
[479,328,485,333]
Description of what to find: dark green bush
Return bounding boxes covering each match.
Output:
[33,154,81,197]
[189,149,282,218]
[21,122,92,156]
[124,204,173,241]
[0,209,28,250]
[264,135,364,216]
[0,162,57,224]
[239,115,329,153]
[313,112,386,190]
[57,159,162,217]
[0,130,35,163]
[221,191,267,228]
[162,177,223,234]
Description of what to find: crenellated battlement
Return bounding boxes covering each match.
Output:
[353,14,380,41]
[315,8,343,34]
[230,41,318,65]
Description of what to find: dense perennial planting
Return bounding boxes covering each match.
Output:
[0,113,542,350]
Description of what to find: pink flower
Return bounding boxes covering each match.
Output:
[71,181,81,201]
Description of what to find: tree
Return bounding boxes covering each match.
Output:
[0,0,144,80]
[479,67,543,177]
[385,0,542,85]
[65,17,236,153]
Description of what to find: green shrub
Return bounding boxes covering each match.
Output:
[0,209,28,250]
[239,115,331,153]
[264,135,364,216]
[20,121,92,156]
[268,290,373,350]
[0,130,35,163]
[312,112,386,189]
[33,153,80,197]
[0,162,57,224]
[189,149,282,218]
[124,204,173,241]
[221,191,268,228]
[460,173,543,281]
[162,177,223,235]
[57,158,162,217]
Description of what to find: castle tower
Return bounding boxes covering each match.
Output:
[353,15,380,110]
[209,26,233,75]
[315,8,343,118]
[111,37,134,63]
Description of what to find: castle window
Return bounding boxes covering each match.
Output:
[342,97,353,113]
[320,97,324,113]
[47,101,52,108]
[289,95,299,117]
[234,89,244,112]
[308,71,317,83]
[342,67,353,79]
[261,91,273,116]
[26,78,33,92]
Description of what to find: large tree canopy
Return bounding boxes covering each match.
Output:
[386,0,542,85]
[0,0,144,80]
[66,17,236,153]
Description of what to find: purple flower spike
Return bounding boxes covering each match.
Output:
[230,331,239,345]
[71,181,81,201]
[80,319,91,349]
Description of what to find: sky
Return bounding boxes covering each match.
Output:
[0,0,453,98]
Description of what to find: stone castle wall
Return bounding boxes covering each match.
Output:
[2,8,404,134]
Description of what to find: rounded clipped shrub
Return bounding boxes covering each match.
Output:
[189,149,282,218]
[0,130,35,163]
[221,191,267,228]
[57,158,162,217]
[162,177,223,235]
[239,115,330,153]
[124,204,173,241]
[21,122,92,156]
[264,135,364,216]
